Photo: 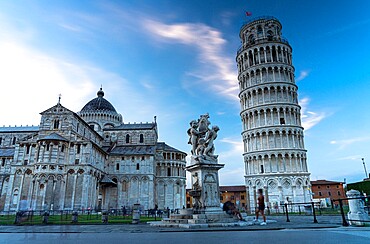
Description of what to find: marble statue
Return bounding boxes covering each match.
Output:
[187,113,219,160]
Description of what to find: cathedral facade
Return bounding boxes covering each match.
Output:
[236,17,311,210]
[0,88,187,212]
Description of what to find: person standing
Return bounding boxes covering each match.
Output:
[255,189,267,225]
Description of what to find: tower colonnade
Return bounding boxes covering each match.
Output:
[237,16,311,211]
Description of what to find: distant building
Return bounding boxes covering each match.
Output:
[0,88,186,212]
[236,16,311,211]
[219,185,247,209]
[311,180,346,206]
[186,185,247,210]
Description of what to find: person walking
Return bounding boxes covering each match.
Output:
[255,189,267,225]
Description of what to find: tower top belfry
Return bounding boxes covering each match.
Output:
[236,16,311,212]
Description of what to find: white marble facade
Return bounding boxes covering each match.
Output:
[0,89,186,211]
[236,17,311,211]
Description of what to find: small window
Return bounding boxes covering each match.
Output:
[141,156,145,161]
[1,158,5,167]
[328,192,331,196]
[131,156,135,162]
[260,165,264,173]
[336,185,339,189]
[167,167,171,176]
[241,195,245,200]
[54,119,59,129]
[89,124,94,130]
[26,145,30,154]
[23,160,28,166]
[126,134,130,143]
[326,185,330,189]
[257,26,263,35]
[280,118,285,125]
[116,163,120,171]
[318,192,322,196]
[231,196,235,200]
[187,197,190,201]
[136,163,140,170]
[12,137,16,145]
[139,134,144,143]
[122,157,125,160]
[61,145,65,153]
[76,145,81,154]
[318,186,321,189]
[75,159,79,165]
[46,144,50,151]
[337,191,341,196]
[0,137,2,145]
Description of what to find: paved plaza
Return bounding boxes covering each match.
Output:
[0,215,363,233]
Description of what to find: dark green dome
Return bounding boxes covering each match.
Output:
[80,88,117,113]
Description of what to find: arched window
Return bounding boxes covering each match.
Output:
[257,26,263,36]
[267,30,273,41]
[139,134,144,143]
[54,119,59,129]
[12,137,16,145]
[136,163,140,170]
[126,134,130,143]
[248,34,255,44]
[116,163,120,171]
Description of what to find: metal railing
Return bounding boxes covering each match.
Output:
[332,196,370,226]
[1,208,168,225]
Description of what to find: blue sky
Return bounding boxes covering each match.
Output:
[1,0,370,186]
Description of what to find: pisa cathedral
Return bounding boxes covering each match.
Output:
[236,17,311,210]
[0,88,187,212]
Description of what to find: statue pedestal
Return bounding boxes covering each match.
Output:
[187,156,224,214]
[347,189,370,226]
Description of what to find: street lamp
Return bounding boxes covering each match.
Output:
[362,158,368,178]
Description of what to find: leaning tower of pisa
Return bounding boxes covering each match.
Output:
[236,17,311,211]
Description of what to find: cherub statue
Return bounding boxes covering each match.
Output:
[187,120,199,155]
[204,125,219,157]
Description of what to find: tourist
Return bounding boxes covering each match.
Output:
[255,189,267,225]
[223,201,244,221]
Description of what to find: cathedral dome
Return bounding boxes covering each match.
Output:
[80,88,117,113]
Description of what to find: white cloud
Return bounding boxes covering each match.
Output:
[299,97,326,130]
[296,70,309,82]
[330,137,370,150]
[143,20,239,101]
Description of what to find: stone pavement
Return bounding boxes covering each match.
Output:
[0,215,364,233]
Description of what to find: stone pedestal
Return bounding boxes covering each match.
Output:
[186,155,224,215]
[347,189,369,226]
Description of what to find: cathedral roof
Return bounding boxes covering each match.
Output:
[106,145,156,155]
[38,133,69,142]
[80,88,117,113]
[156,142,186,154]
[104,123,156,131]
[0,126,39,133]
[0,148,15,157]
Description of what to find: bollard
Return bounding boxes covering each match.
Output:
[132,204,141,224]
[284,203,290,222]
[101,211,108,224]
[339,199,349,226]
[42,211,49,224]
[72,211,78,223]
[311,202,318,223]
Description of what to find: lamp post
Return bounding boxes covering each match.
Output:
[362,158,368,178]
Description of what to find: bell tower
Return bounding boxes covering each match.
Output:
[236,17,311,211]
